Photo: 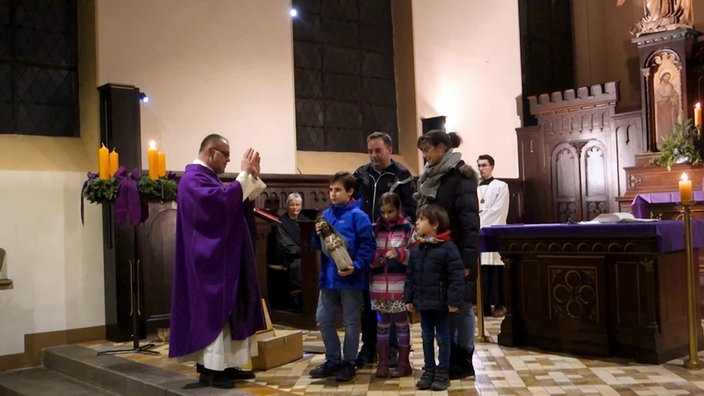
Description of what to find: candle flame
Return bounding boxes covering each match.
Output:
[697,103,701,110]
[681,172,689,182]
[149,140,157,149]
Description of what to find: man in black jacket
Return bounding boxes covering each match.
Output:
[352,131,417,368]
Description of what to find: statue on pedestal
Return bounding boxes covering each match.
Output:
[618,0,693,36]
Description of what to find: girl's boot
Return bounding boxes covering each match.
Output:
[390,345,412,377]
[375,343,390,378]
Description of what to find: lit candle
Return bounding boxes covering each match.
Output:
[680,172,692,202]
[695,103,702,127]
[98,144,109,180]
[157,152,166,177]
[108,149,119,176]
[148,141,158,180]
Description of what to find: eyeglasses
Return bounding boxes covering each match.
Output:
[212,147,230,159]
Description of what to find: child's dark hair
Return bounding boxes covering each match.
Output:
[416,204,450,233]
[330,171,356,192]
[378,192,402,213]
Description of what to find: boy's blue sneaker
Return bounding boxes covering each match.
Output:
[309,360,341,378]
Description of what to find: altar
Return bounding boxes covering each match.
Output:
[481,220,704,364]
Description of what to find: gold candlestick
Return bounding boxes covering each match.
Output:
[682,200,703,369]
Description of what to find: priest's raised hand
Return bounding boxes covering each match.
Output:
[241,147,261,178]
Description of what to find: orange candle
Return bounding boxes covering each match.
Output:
[680,172,692,202]
[157,152,166,177]
[695,103,702,127]
[108,149,119,176]
[148,141,158,180]
[98,144,109,180]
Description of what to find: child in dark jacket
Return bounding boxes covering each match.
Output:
[403,204,465,391]
[369,192,415,378]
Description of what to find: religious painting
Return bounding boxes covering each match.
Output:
[651,51,683,149]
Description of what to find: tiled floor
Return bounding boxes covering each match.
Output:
[82,317,704,395]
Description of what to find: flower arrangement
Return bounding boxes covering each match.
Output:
[650,118,704,171]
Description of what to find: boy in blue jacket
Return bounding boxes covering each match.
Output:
[309,171,376,382]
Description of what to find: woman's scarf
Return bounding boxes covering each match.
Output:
[414,150,462,206]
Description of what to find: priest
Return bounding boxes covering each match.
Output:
[169,134,267,389]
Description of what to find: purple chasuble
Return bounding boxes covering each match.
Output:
[169,164,265,358]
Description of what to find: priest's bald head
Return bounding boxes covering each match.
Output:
[199,133,230,174]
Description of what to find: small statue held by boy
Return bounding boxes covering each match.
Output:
[315,216,354,271]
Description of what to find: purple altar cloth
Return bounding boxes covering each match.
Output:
[480,220,704,254]
[631,191,704,219]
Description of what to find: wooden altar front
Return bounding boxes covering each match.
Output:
[481,221,704,364]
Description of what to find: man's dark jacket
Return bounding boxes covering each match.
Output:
[353,159,416,224]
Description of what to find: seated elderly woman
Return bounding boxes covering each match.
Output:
[268,192,310,310]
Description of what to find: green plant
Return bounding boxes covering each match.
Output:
[650,118,703,170]
[82,174,119,203]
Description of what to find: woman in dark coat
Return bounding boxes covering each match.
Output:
[275,192,310,308]
[414,130,480,379]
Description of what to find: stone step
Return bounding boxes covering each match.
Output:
[0,367,118,395]
[0,344,272,395]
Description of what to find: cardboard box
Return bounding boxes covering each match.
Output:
[251,329,303,370]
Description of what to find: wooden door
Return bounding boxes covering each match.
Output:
[551,139,611,222]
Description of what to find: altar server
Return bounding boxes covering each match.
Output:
[477,154,510,318]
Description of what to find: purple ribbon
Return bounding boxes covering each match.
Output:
[113,167,146,226]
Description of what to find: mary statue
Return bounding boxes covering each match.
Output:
[617,0,693,36]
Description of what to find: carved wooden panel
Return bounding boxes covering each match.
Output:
[517,126,549,223]
[523,82,640,223]
[612,111,646,197]
[549,266,598,321]
[582,141,609,220]
[552,143,579,222]
[138,202,177,334]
